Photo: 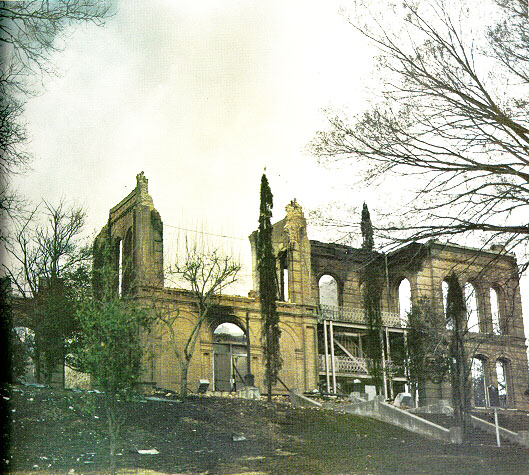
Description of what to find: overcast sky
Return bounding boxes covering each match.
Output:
[10,0,529,341]
[14,0,379,288]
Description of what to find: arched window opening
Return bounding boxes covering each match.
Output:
[278,252,289,302]
[213,322,248,392]
[117,238,123,297]
[496,359,508,408]
[471,357,487,407]
[464,282,479,333]
[13,326,35,383]
[213,323,247,343]
[442,280,452,330]
[490,288,501,335]
[122,228,134,296]
[319,274,339,308]
[398,278,411,326]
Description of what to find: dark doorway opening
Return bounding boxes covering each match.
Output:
[213,323,247,392]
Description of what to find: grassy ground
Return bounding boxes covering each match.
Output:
[2,384,529,475]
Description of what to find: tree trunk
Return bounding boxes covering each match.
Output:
[35,335,41,384]
[410,381,418,407]
[107,396,120,475]
[180,361,189,399]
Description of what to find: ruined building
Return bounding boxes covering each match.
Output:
[96,173,529,410]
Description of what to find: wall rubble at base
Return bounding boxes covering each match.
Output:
[289,390,322,408]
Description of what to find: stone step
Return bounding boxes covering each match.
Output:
[419,414,516,447]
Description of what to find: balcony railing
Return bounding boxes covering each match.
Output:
[319,354,370,375]
[318,304,405,327]
[319,355,407,378]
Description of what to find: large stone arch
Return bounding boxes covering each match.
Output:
[211,320,248,392]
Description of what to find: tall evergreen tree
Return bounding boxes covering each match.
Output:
[360,203,384,394]
[361,202,374,251]
[407,297,451,402]
[257,174,282,401]
[446,273,471,433]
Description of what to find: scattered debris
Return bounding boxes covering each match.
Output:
[145,396,181,403]
[76,453,96,463]
[22,382,46,388]
[240,455,266,461]
[181,417,199,424]
[275,449,296,456]
[137,448,160,455]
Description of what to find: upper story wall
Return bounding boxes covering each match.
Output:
[418,242,520,337]
[310,241,383,311]
[386,241,525,339]
[249,199,315,307]
[94,172,164,296]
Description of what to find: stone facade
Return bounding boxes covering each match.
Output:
[97,174,529,409]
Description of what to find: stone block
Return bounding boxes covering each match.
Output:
[237,386,261,400]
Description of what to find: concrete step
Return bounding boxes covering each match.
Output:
[472,411,529,432]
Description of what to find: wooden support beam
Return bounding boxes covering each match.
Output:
[330,321,337,394]
[323,320,330,392]
[333,338,358,360]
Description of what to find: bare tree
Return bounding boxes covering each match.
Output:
[0,1,112,229]
[3,199,90,383]
[309,0,529,266]
[4,200,88,295]
[155,241,240,398]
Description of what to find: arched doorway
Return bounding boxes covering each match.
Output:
[213,322,248,392]
[471,357,487,407]
[496,359,509,408]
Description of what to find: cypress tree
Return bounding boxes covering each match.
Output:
[360,203,384,394]
[361,202,374,250]
[257,173,282,401]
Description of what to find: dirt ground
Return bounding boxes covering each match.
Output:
[2,384,529,475]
